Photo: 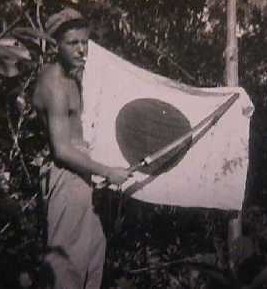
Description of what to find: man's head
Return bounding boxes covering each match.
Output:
[46,8,89,73]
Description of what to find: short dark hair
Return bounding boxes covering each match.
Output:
[53,19,88,41]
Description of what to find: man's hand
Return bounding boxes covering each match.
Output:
[106,167,131,185]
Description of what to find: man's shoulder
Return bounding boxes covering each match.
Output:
[34,63,68,108]
[37,63,62,86]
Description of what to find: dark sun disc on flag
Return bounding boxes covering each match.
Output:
[116,98,193,175]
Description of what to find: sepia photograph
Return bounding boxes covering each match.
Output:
[0,0,266,288]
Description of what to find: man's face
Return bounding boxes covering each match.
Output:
[57,27,89,71]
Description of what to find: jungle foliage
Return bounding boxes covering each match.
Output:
[1,0,267,288]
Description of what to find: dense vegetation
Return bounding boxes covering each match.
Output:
[1,0,267,288]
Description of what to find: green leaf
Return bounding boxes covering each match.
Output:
[0,38,31,59]
[0,38,31,77]
[11,27,56,45]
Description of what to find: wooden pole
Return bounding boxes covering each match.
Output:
[226,0,242,273]
[226,0,238,86]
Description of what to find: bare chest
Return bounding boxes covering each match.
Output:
[64,80,84,137]
[65,80,83,116]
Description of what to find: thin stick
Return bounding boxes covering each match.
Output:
[0,192,39,235]
[0,15,24,39]
[24,10,38,29]
[36,0,46,56]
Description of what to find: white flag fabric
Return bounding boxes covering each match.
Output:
[82,40,253,210]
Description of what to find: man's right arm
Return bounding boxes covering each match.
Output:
[34,69,129,185]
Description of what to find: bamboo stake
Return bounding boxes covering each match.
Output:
[225,0,242,273]
[226,0,238,86]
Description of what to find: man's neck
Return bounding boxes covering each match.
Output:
[58,59,84,84]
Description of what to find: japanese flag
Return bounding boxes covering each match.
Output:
[82,40,253,210]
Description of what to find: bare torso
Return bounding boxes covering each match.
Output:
[33,61,129,185]
[33,63,84,145]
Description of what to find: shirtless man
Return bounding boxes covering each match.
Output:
[33,8,129,289]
